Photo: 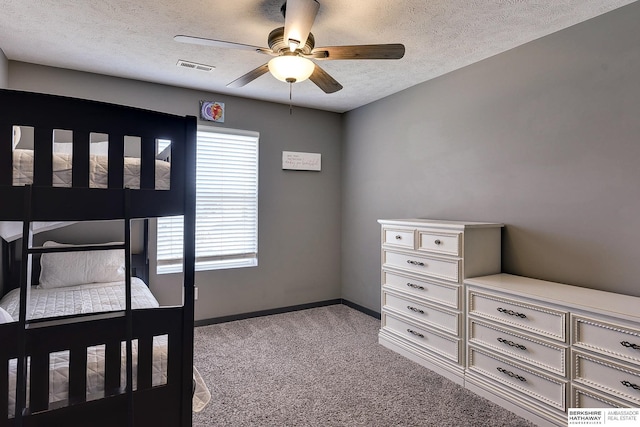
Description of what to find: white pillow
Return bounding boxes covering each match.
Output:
[52,141,109,156]
[0,307,14,324]
[39,241,125,289]
[53,142,73,155]
[90,141,109,157]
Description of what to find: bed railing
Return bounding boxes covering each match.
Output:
[0,307,187,427]
[0,89,196,221]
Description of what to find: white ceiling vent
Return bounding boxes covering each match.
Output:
[177,60,215,72]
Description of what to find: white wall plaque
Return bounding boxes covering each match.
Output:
[282,151,321,171]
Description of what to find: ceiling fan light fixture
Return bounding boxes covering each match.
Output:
[268,55,315,83]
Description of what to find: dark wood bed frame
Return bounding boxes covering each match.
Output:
[0,89,197,427]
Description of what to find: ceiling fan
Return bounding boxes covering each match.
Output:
[174,0,405,94]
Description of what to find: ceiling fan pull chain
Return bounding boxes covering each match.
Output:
[289,81,293,115]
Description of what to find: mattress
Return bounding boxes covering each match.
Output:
[0,278,158,320]
[1,279,210,415]
[11,148,171,190]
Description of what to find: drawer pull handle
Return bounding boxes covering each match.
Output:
[621,341,640,351]
[407,260,425,266]
[406,282,425,291]
[496,367,526,382]
[621,380,640,391]
[497,307,527,319]
[395,235,402,240]
[434,239,442,245]
[407,305,425,315]
[407,329,425,339]
[497,337,527,351]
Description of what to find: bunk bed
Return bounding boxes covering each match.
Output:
[0,89,200,426]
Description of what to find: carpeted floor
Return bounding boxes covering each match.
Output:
[192,304,537,426]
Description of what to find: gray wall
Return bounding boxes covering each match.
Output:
[7,1,640,318]
[341,2,640,312]
[8,63,342,321]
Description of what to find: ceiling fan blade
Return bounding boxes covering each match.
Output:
[227,63,270,88]
[283,0,320,51]
[174,35,270,54]
[309,64,343,94]
[311,44,405,60]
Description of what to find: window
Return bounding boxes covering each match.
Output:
[156,127,259,273]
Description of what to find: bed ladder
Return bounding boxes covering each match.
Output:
[13,185,137,427]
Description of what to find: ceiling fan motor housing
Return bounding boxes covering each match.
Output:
[268,27,315,54]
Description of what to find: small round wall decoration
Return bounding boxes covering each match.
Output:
[200,101,225,123]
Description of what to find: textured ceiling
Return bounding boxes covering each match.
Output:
[0,0,636,113]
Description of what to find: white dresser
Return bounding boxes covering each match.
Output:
[377,219,503,384]
[465,274,640,426]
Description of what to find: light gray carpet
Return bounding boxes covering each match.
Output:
[192,304,536,427]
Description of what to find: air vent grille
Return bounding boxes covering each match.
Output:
[177,60,215,72]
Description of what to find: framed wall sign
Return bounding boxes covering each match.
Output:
[282,151,321,171]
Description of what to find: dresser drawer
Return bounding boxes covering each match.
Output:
[572,351,640,406]
[382,270,460,310]
[382,313,461,364]
[572,314,640,365]
[382,228,415,249]
[467,289,567,343]
[468,346,567,411]
[468,319,567,376]
[383,290,460,336]
[417,230,461,257]
[570,385,630,408]
[383,250,460,282]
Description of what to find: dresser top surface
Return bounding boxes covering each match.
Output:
[465,273,640,322]
[378,219,504,230]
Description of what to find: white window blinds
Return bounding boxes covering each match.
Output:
[157,127,259,273]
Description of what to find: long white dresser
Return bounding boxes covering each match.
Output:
[377,219,503,384]
[465,274,640,426]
